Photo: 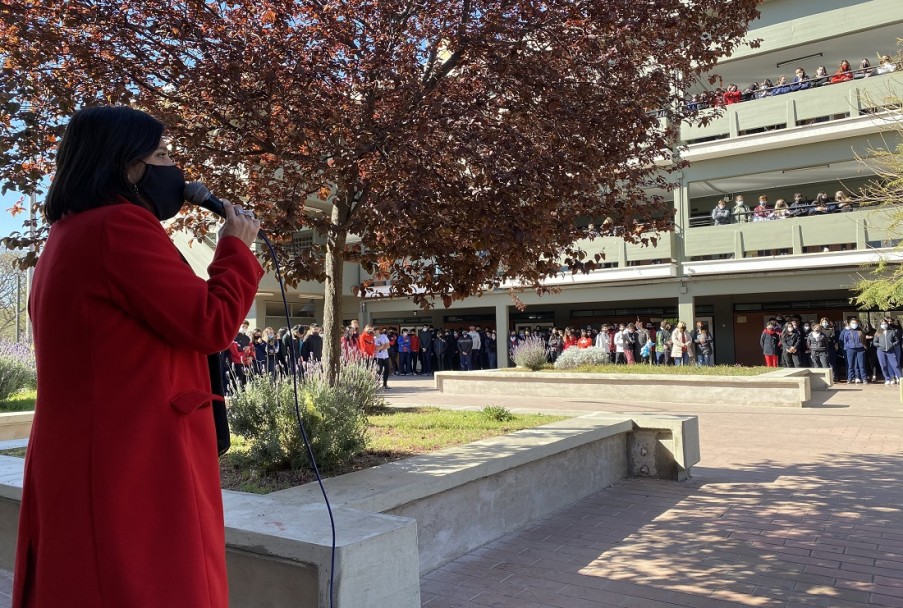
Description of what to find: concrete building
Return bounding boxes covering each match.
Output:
[178,0,903,366]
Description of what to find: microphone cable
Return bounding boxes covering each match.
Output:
[258,232,337,608]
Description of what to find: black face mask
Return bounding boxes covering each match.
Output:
[136,163,186,221]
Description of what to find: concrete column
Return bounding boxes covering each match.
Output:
[495,303,510,368]
[729,109,740,138]
[792,224,804,255]
[678,292,695,328]
[618,241,628,268]
[246,297,263,329]
[856,218,867,249]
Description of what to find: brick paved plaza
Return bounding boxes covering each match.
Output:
[2,378,901,607]
[390,378,903,608]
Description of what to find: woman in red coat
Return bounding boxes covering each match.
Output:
[13,106,264,607]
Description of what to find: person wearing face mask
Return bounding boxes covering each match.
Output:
[485,330,498,368]
[780,322,802,368]
[799,321,812,366]
[14,106,263,608]
[873,320,901,385]
[842,318,868,384]
[818,318,840,381]
[806,324,829,368]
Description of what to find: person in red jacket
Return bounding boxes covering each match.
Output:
[409,331,421,374]
[13,106,263,608]
[830,59,853,84]
[576,329,593,349]
[359,324,377,357]
[723,83,742,105]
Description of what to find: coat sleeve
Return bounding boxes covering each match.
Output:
[102,205,264,354]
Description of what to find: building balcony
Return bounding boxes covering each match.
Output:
[681,72,903,145]
[684,206,897,266]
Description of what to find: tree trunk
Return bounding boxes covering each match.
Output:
[321,203,348,386]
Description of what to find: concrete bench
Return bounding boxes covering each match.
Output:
[435,368,832,407]
[0,412,32,441]
[0,413,699,606]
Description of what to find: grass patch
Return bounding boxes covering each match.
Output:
[500,364,771,376]
[0,389,36,413]
[0,447,26,457]
[220,406,568,494]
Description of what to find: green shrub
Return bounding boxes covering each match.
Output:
[0,341,36,400]
[482,405,514,422]
[511,336,549,370]
[228,358,385,472]
[554,346,611,370]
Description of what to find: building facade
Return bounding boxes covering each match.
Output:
[178,0,903,366]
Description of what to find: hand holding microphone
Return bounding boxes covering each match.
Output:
[220,201,261,247]
[183,181,262,247]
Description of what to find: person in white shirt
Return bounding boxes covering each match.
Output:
[374,327,391,389]
[876,55,898,75]
[468,325,482,370]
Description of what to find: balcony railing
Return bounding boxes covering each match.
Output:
[570,232,675,268]
[684,207,895,260]
[681,72,903,144]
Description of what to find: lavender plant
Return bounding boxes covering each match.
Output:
[228,355,384,472]
[511,335,550,371]
[554,347,611,370]
[0,341,36,400]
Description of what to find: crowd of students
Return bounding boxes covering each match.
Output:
[688,55,899,111]
[220,312,903,389]
[710,190,856,226]
[759,314,902,385]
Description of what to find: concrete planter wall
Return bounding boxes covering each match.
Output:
[0,412,33,441]
[435,367,833,408]
[0,413,699,607]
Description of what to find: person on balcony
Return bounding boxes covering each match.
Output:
[757,78,773,98]
[877,55,898,75]
[788,193,809,217]
[742,82,759,101]
[834,190,854,212]
[855,58,875,79]
[723,83,742,105]
[732,195,750,223]
[711,199,731,225]
[791,67,810,92]
[809,201,828,216]
[771,75,792,95]
[773,199,789,219]
[830,60,853,84]
[753,196,771,221]
[812,66,829,87]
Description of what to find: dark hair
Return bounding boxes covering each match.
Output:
[45,106,164,224]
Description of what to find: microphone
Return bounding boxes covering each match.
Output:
[184,181,265,238]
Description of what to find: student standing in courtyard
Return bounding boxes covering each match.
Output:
[670,322,693,366]
[13,106,263,608]
[842,318,868,384]
[760,321,780,367]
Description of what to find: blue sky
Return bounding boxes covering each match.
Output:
[0,189,40,240]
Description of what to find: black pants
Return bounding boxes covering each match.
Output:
[811,351,828,368]
[377,358,390,386]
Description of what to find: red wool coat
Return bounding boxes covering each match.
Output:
[14,203,263,607]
